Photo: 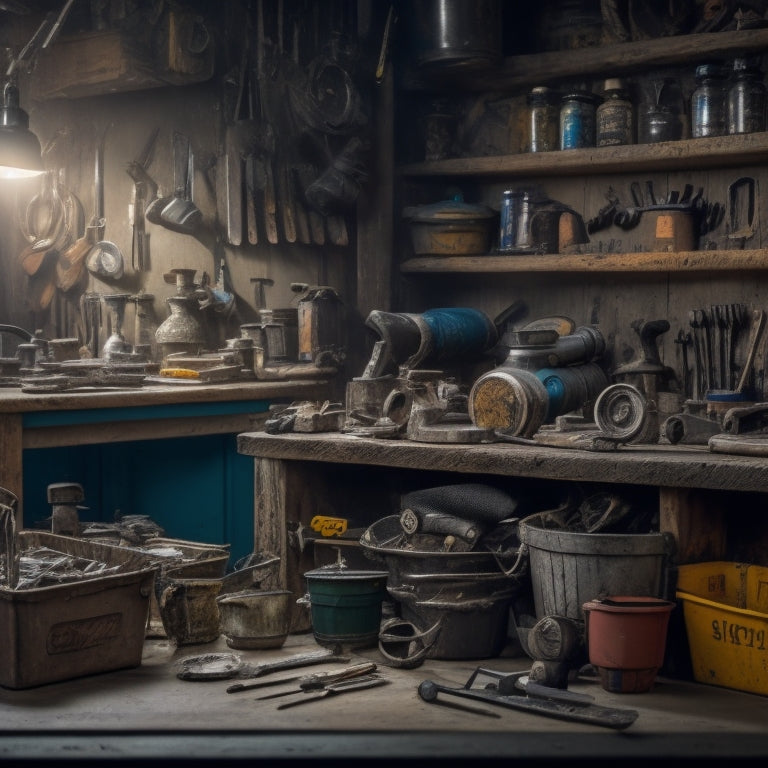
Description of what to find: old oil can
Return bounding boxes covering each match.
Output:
[295,285,346,367]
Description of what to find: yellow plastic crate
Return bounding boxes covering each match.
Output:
[676,561,768,696]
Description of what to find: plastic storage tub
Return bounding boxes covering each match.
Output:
[676,561,768,696]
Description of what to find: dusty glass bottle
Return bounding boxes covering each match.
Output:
[560,90,601,149]
[525,86,559,152]
[691,63,728,138]
[596,78,634,146]
[727,58,768,135]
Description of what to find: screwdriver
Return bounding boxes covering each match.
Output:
[228,661,377,694]
[276,675,390,709]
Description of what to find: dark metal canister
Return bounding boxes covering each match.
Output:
[526,87,559,152]
[596,79,634,146]
[560,91,600,149]
[499,189,532,251]
[727,58,768,135]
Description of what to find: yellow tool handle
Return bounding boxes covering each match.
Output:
[159,368,200,379]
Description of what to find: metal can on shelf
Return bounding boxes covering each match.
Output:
[526,86,559,153]
[560,90,601,149]
[596,78,634,146]
[499,189,532,251]
[727,57,768,135]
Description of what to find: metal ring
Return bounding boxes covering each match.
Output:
[593,383,647,440]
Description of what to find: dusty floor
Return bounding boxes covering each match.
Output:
[0,630,766,766]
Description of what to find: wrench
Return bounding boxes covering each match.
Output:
[674,329,692,398]
[688,309,705,399]
[126,127,159,271]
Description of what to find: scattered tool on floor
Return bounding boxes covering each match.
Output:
[417,668,639,730]
[276,674,390,709]
[252,661,377,701]
[174,647,350,682]
[228,661,376,694]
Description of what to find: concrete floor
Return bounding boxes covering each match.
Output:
[0,631,767,766]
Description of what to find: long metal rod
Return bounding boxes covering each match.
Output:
[417,680,639,730]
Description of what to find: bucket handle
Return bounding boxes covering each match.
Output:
[491,542,529,578]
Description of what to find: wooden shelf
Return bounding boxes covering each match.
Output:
[399,132,768,179]
[401,28,768,93]
[27,23,214,101]
[400,249,768,274]
[236,431,768,495]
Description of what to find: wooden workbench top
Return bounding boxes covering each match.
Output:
[0,379,332,414]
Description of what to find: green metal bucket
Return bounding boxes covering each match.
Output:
[302,568,389,649]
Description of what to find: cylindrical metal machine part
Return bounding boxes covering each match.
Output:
[502,325,606,370]
[468,368,549,437]
[535,363,609,421]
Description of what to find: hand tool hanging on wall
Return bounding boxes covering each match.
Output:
[726,176,757,249]
[156,132,202,235]
[256,0,279,244]
[125,127,159,271]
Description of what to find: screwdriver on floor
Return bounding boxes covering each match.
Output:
[276,675,390,709]
[227,662,377,694]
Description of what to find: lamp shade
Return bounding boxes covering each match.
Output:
[0,82,44,179]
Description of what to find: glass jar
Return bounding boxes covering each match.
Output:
[525,86,559,153]
[596,78,634,146]
[560,90,601,149]
[639,78,685,143]
[691,63,729,138]
[727,58,768,135]
[638,105,683,144]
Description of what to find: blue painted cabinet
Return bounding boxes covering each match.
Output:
[22,401,267,569]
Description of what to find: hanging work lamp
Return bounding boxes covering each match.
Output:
[0,80,43,179]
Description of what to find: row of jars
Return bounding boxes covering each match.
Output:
[526,57,768,152]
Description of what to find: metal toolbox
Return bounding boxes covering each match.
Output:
[0,531,156,689]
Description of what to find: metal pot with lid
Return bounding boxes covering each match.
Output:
[403,199,498,256]
[299,565,390,650]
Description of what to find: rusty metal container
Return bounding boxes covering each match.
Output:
[407,0,504,72]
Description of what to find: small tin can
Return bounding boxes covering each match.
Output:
[596,78,634,146]
[560,90,601,149]
[499,189,531,251]
[526,86,559,153]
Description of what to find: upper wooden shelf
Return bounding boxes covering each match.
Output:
[400,249,768,274]
[401,28,768,93]
[398,132,768,179]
